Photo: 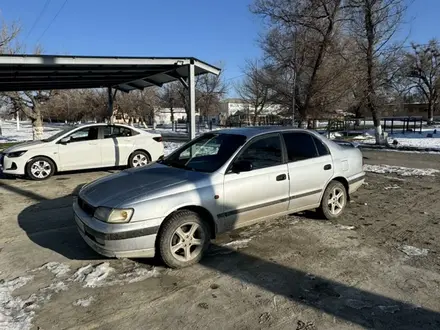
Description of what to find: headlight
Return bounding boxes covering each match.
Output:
[94,207,134,223]
[7,150,27,158]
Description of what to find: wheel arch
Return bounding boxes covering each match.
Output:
[327,176,350,200]
[128,149,152,165]
[159,205,217,239]
[26,155,59,173]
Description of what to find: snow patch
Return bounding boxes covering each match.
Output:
[0,121,63,143]
[71,262,160,287]
[36,262,70,277]
[384,185,400,190]
[72,263,113,288]
[364,164,439,176]
[73,296,95,307]
[336,224,355,230]
[400,245,429,257]
[222,239,252,249]
[0,276,34,330]
[362,129,440,150]
[163,142,183,156]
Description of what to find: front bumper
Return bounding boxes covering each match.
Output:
[1,153,27,175]
[73,200,160,259]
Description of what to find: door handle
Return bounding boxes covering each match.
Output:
[276,174,287,181]
[324,164,332,170]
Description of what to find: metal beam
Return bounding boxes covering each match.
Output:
[108,87,114,123]
[188,62,196,140]
[141,78,163,87]
[127,82,145,90]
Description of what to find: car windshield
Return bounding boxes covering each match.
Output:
[42,126,78,142]
[160,133,247,173]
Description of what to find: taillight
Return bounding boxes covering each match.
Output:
[153,136,163,142]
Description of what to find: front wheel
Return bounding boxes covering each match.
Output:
[158,210,211,268]
[26,157,55,181]
[318,181,347,220]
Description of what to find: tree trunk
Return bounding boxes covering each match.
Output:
[428,102,434,124]
[365,6,384,145]
[32,116,43,140]
[371,107,384,144]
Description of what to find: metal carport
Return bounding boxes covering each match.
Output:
[0,55,221,139]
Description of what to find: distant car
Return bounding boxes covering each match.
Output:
[74,127,365,268]
[0,123,164,180]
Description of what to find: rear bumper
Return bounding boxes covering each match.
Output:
[348,173,365,194]
[73,200,159,258]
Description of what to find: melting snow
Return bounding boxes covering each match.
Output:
[400,245,429,257]
[0,276,34,330]
[363,164,439,176]
[163,142,183,156]
[384,185,401,190]
[73,296,95,307]
[336,224,356,230]
[72,263,113,288]
[222,239,252,249]
[36,262,70,278]
[0,261,162,330]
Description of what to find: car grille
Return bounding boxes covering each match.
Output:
[77,197,96,216]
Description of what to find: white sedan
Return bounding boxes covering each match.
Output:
[0,123,164,180]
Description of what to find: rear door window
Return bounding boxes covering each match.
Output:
[103,126,133,138]
[282,132,318,162]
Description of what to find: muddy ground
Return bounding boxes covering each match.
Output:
[1,150,440,330]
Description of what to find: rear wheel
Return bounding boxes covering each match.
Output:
[128,150,150,168]
[158,210,210,268]
[318,181,347,220]
[26,157,55,181]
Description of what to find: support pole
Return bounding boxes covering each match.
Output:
[188,62,196,140]
[108,87,114,124]
[16,111,20,130]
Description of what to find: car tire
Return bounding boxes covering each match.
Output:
[318,181,347,220]
[26,156,56,181]
[128,150,150,168]
[158,210,211,269]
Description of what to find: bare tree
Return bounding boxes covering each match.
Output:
[346,0,408,143]
[174,69,228,127]
[252,0,346,126]
[0,19,21,54]
[0,20,56,139]
[196,69,228,120]
[159,82,182,130]
[405,40,440,123]
[235,60,273,125]
[6,90,54,139]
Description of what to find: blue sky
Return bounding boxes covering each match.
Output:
[1,0,439,96]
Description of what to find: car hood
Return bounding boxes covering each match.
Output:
[3,140,47,153]
[79,163,208,207]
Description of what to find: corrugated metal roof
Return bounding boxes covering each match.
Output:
[0,54,220,92]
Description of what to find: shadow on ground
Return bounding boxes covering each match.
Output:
[2,179,439,329]
[0,181,101,260]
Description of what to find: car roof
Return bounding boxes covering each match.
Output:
[212,126,314,139]
[72,122,143,131]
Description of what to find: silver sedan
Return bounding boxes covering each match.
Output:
[74,127,365,268]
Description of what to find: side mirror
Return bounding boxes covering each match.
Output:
[231,160,253,173]
[60,137,71,145]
